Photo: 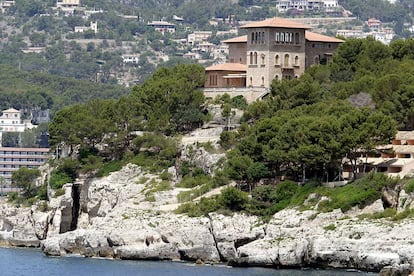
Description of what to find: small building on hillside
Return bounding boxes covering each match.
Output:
[147,21,175,34]
[74,21,98,34]
[122,55,139,64]
[343,131,414,179]
[0,108,35,133]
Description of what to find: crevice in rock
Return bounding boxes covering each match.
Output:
[206,214,225,262]
[70,184,81,231]
[234,234,262,249]
[59,183,81,234]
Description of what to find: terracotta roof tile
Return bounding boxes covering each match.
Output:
[205,63,247,72]
[241,18,311,29]
[223,35,248,43]
[305,31,344,43]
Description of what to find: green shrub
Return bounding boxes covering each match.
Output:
[177,174,212,188]
[404,179,414,194]
[159,170,173,181]
[324,224,336,231]
[80,154,103,173]
[49,171,72,190]
[54,188,65,197]
[219,187,249,212]
[36,183,48,201]
[96,160,124,177]
[176,197,221,217]
[7,191,18,202]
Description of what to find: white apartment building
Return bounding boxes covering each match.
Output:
[122,55,139,64]
[147,21,175,34]
[56,0,80,9]
[187,31,213,45]
[0,147,49,184]
[276,0,339,13]
[74,21,98,34]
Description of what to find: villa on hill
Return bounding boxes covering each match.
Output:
[204,17,343,100]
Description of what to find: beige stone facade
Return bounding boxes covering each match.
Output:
[207,17,343,90]
[245,25,308,87]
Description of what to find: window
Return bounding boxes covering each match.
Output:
[261,76,265,87]
[249,77,253,87]
[262,32,265,44]
[314,56,320,65]
[254,52,258,65]
[295,56,299,66]
[250,52,253,64]
[280,32,285,42]
[284,54,290,67]
[295,33,299,44]
[275,32,279,42]
[261,54,265,65]
[251,32,254,43]
[275,54,280,65]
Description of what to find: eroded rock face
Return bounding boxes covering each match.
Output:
[3,163,414,273]
[0,200,49,247]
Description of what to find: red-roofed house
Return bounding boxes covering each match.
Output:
[205,17,343,90]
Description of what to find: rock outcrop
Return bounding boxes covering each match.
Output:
[1,163,414,274]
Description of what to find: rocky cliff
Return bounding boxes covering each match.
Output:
[1,163,414,275]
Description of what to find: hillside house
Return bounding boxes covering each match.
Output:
[205,17,343,89]
[147,21,175,34]
[343,131,414,179]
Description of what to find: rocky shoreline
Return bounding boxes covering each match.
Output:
[1,164,414,275]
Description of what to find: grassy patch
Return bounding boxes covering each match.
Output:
[96,160,124,177]
[358,208,414,221]
[404,179,414,194]
[323,224,336,231]
[143,179,172,202]
[49,172,72,190]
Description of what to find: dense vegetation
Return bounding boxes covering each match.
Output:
[0,64,128,113]
[0,0,410,87]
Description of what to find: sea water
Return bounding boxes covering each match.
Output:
[0,247,375,276]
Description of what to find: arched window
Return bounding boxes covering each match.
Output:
[295,56,299,66]
[261,76,265,87]
[275,75,279,81]
[284,54,290,67]
[275,32,279,42]
[275,54,280,65]
[250,52,253,64]
[261,54,265,65]
[254,52,258,64]
[249,77,253,87]
[280,32,285,42]
[314,55,320,65]
[289,33,293,43]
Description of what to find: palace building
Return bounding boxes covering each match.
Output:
[205,17,343,90]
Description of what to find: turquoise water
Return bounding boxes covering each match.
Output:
[0,247,375,276]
